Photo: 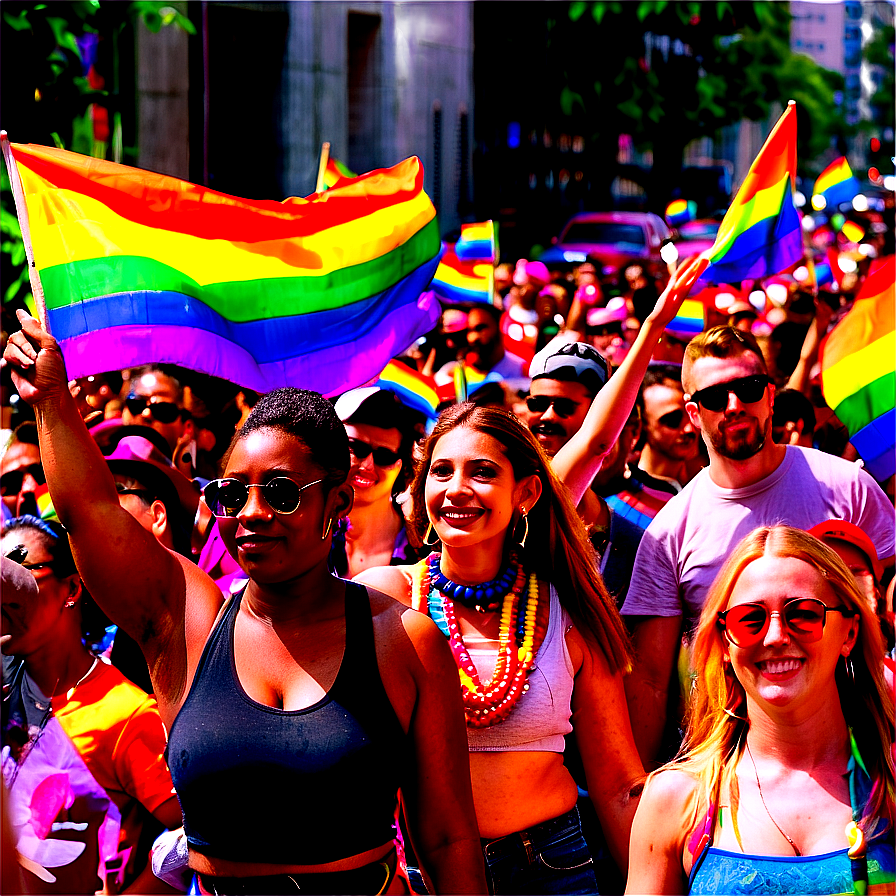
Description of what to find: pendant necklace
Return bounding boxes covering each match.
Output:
[746,739,801,856]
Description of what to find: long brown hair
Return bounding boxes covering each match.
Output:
[407,402,632,673]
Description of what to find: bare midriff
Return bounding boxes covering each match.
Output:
[471,751,579,839]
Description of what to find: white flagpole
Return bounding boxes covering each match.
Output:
[1,132,49,331]
[315,142,330,194]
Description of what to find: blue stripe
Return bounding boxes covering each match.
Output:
[606,495,654,532]
[850,408,896,482]
[431,281,491,305]
[376,381,439,419]
[821,178,860,209]
[48,258,441,362]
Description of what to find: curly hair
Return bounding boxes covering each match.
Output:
[407,402,632,673]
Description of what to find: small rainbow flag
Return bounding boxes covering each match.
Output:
[665,199,696,226]
[841,219,865,244]
[455,220,499,263]
[10,143,442,396]
[820,256,895,481]
[431,243,495,305]
[322,156,355,190]
[697,103,803,286]
[375,359,440,420]
[666,297,705,338]
[451,364,504,403]
[812,156,860,210]
[36,484,58,521]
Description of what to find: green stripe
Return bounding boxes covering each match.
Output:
[41,217,440,321]
[833,372,895,435]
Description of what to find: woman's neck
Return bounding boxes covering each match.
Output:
[244,563,343,625]
[439,538,508,585]
[745,701,851,770]
[345,497,401,547]
[25,634,95,700]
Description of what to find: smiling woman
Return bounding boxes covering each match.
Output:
[2,312,486,895]
[626,526,895,896]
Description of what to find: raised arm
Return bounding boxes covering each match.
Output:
[3,312,212,700]
[786,298,834,395]
[553,258,708,503]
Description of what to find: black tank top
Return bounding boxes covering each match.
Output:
[167,582,408,864]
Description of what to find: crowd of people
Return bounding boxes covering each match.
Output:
[1,235,894,896]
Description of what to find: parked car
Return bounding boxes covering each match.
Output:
[539,211,672,284]
[673,218,721,261]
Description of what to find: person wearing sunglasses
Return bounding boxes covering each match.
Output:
[120,365,194,460]
[332,388,425,578]
[0,421,43,521]
[3,310,486,895]
[621,326,894,772]
[627,525,894,896]
[1,516,183,894]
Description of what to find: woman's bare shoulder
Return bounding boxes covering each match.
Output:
[353,564,414,604]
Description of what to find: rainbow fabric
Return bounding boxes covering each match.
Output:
[11,143,442,395]
[451,364,503,403]
[454,220,499,263]
[666,297,704,338]
[813,156,860,210]
[375,359,440,420]
[665,199,696,226]
[697,104,803,286]
[322,156,355,190]
[431,243,495,305]
[820,256,895,481]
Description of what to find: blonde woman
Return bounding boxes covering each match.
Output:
[627,526,894,895]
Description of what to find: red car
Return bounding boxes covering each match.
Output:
[540,211,672,283]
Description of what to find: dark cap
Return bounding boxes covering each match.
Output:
[528,342,611,396]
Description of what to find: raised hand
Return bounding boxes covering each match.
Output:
[646,256,710,330]
[2,309,69,407]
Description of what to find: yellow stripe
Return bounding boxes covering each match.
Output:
[21,174,434,284]
[710,174,790,260]
[436,259,493,289]
[822,330,896,409]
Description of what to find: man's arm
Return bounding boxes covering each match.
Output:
[624,615,682,770]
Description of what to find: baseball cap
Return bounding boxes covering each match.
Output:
[529,342,611,396]
[807,519,883,582]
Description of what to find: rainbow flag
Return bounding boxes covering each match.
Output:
[841,219,865,244]
[820,256,895,482]
[322,156,355,190]
[9,143,442,395]
[812,156,860,210]
[665,199,696,226]
[451,364,504,403]
[455,220,499,263]
[666,297,705,338]
[697,103,803,286]
[375,359,440,420]
[431,243,495,305]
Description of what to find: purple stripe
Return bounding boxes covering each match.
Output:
[58,290,441,395]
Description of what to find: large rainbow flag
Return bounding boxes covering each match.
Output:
[812,156,860,210]
[697,103,803,286]
[820,256,895,482]
[8,143,442,395]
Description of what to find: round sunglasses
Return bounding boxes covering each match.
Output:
[204,477,323,518]
[689,375,771,413]
[347,438,401,468]
[717,597,856,647]
[125,395,185,424]
[525,395,581,418]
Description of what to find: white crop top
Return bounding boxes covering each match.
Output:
[467,585,574,752]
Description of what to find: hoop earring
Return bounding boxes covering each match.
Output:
[423,521,440,547]
[321,517,332,541]
[514,508,529,549]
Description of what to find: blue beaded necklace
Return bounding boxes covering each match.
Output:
[427,553,518,613]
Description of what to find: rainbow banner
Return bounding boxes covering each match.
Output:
[812,156,860,210]
[9,143,442,395]
[820,256,895,482]
[431,243,495,305]
[665,199,696,226]
[666,297,704,338]
[455,220,499,263]
[375,359,440,420]
[322,156,356,190]
[697,103,803,286]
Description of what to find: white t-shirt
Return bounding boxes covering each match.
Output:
[621,446,895,632]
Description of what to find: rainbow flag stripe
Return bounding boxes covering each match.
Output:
[375,359,440,420]
[841,219,865,244]
[666,297,704,337]
[12,143,442,395]
[697,104,803,286]
[820,256,895,481]
[431,244,495,305]
[813,156,860,209]
[665,199,696,226]
[455,220,498,263]
[322,156,356,190]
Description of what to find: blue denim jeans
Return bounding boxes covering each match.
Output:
[480,807,598,895]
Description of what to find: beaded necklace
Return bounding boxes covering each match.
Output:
[412,552,550,727]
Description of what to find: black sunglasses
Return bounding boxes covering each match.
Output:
[525,395,581,418]
[125,395,184,424]
[718,597,856,648]
[347,438,401,468]
[0,464,46,496]
[204,477,323,518]
[2,544,54,573]
[689,375,771,413]
[657,409,687,429]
